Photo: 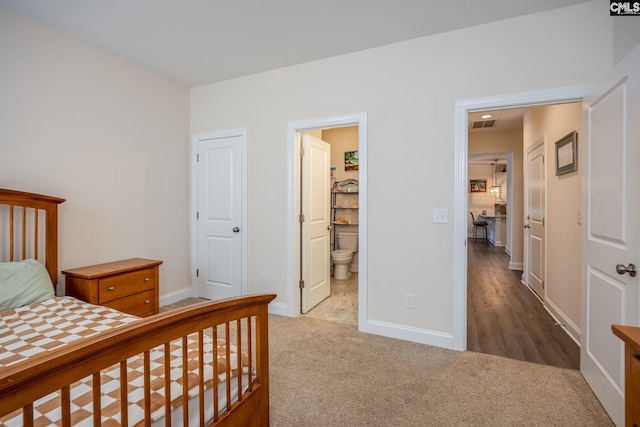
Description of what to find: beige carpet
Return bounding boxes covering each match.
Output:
[160,299,613,426]
[268,314,613,427]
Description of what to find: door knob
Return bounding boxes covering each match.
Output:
[327,224,333,231]
[233,227,240,233]
[616,263,637,277]
[524,224,530,229]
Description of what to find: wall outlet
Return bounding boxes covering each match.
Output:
[259,274,268,287]
[432,208,448,224]
[405,293,415,309]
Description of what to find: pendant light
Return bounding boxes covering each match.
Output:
[489,160,501,195]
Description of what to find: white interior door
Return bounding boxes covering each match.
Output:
[581,44,640,427]
[300,133,331,313]
[196,133,244,300]
[525,141,545,299]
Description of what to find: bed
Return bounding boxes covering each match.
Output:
[0,188,276,426]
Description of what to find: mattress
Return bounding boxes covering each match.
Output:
[0,297,250,427]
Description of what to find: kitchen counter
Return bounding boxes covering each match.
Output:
[479,214,506,246]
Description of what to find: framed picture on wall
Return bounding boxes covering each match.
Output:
[344,151,359,171]
[555,131,578,175]
[469,179,487,193]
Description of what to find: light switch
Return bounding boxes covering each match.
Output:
[432,208,448,224]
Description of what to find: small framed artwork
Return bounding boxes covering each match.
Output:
[344,151,359,171]
[469,179,487,193]
[555,131,578,175]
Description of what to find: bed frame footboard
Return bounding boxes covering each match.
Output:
[0,293,276,427]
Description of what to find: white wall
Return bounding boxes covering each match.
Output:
[190,1,612,346]
[0,7,191,301]
[523,102,583,341]
[613,15,640,64]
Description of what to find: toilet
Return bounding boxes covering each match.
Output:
[331,232,358,280]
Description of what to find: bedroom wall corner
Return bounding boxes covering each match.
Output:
[0,6,192,299]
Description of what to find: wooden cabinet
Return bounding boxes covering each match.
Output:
[612,324,640,427]
[63,258,163,317]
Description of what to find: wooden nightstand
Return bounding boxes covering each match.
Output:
[613,324,640,427]
[63,258,163,317]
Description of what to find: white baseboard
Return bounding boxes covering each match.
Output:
[509,261,523,270]
[159,288,194,307]
[269,305,455,350]
[268,301,290,317]
[362,319,455,350]
[544,299,581,346]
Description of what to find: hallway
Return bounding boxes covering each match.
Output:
[467,241,579,370]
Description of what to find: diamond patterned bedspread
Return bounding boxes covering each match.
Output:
[0,297,248,426]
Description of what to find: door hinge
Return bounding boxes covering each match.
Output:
[299,214,305,223]
[300,147,305,157]
[542,218,545,226]
[542,154,545,164]
[542,281,545,288]
[197,211,199,220]
[299,280,305,289]
[197,153,199,162]
[196,269,199,277]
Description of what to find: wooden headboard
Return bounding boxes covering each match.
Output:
[0,189,65,285]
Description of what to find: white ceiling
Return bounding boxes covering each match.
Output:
[0,0,592,87]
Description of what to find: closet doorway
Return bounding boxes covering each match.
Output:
[286,113,368,329]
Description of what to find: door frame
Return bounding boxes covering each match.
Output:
[191,128,248,298]
[286,113,368,329]
[453,86,592,351]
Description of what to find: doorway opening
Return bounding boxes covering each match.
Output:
[464,102,583,369]
[302,127,360,325]
[286,113,368,331]
[453,85,591,352]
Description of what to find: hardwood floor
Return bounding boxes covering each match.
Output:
[467,240,580,370]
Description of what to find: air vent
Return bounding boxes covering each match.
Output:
[471,119,498,129]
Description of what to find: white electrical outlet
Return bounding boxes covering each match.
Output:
[432,208,448,224]
[259,274,267,287]
[405,293,415,309]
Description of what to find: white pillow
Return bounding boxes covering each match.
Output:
[0,259,55,311]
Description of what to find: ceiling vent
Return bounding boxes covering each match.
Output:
[471,119,498,129]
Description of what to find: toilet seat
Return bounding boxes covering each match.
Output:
[331,249,352,258]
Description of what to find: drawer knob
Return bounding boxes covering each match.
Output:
[144,278,150,282]
[108,286,115,291]
[144,300,150,304]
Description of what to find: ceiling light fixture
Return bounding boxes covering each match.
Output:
[489,160,501,195]
[481,114,492,119]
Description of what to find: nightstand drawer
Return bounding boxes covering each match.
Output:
[103,289,156,317]
[99,268,156,303]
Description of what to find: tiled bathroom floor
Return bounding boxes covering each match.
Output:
[303,272,358,325]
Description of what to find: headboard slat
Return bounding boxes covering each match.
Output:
[22,207,27,260]
[34,210,39,260]
[9,205,14,262]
